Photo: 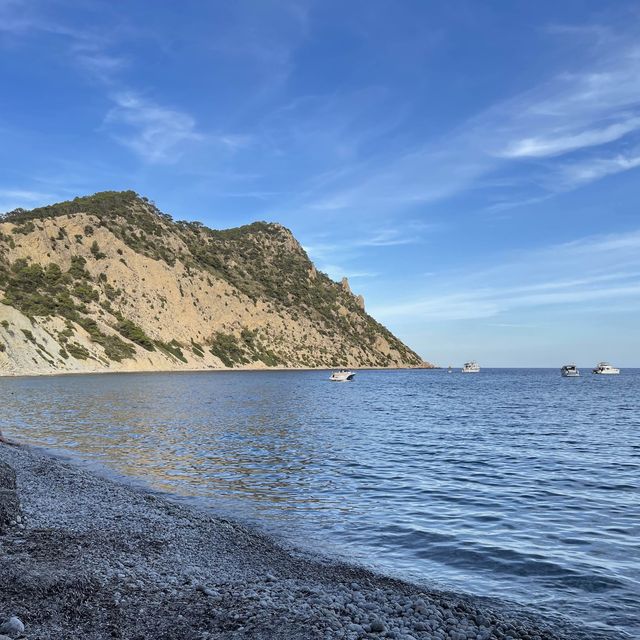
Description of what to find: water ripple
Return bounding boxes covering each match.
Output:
[1,368,639,639]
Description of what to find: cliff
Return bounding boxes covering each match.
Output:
[0,191,425,375]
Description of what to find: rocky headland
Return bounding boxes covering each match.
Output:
[0,191,430,376]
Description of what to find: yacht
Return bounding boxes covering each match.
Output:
[461,361,480,373]
[330,369,355,382]
[592,362,620,375]
[561,364,580,377]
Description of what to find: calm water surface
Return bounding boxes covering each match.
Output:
[2,369,639,638]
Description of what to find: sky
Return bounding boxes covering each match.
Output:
[1,0,640,367]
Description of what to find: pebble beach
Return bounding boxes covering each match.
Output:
[0,442,617,640]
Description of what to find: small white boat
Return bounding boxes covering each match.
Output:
[330,369,355,382]
[561,364,580,377]
[461,361,480,373]
[592,362,620,375]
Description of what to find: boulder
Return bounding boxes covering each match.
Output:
[0,616,25,636]
[0,461,20,533]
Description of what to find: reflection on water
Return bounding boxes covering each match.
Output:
[2,369,639,639]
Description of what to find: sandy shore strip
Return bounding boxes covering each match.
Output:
[0,443,617,640]
[0,364,436,379]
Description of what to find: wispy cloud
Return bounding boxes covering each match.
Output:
[498,116,640,159]
[74,49,127,83]
[218,134,253,151]
[0,0,68,37]
[283,28,640,217]
[4,2,640,219]
[304,226,426,261]
[302,225,429,283]
[372,230,640,321]
[0,0,121,79]
[376,276,640,321]
[485,194,554,214]
[0,3,225,165]
[104,92,203,163]
[555,149,640,188]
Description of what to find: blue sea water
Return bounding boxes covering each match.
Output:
[1,368,639,638]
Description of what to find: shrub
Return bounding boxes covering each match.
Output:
[69,256,90,280]
[208,332,247,367]
[11,221,35,235]
[66,342,90,360]
[190,340,205,357]
[116,319,155,351]
[21,328,36,343]
[156,339,187,363]
[72,283,99,303]
[90,240,106,260]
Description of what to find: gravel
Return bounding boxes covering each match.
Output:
[0,443,621,640]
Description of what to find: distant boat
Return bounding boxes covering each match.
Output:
[330,369,355,382]
[448,365,452,373]
[461,361,480,373]
[592,362,620,375]
[561,364,580,377]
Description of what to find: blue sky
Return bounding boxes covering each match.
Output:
[1,0,640,366]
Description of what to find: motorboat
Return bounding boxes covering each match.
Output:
[592,362,620,375]
[561,364,580,377]
[330,369,355,382]
[461,361,480,373]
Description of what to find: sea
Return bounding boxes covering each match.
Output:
[2,368,638,638]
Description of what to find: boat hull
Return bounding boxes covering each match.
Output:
[561,366,580,377]
[330,372,355,382]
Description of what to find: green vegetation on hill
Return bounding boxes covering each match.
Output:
[2,191,144,223]
[208,329,281,368]
[0,258,136,362]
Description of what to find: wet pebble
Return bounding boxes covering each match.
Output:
[370,618,385,633]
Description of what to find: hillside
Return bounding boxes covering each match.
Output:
[0,191,426,375]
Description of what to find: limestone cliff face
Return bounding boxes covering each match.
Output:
[0,191,425,375]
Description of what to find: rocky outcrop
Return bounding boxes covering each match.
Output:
[341,277,365,310]
[0,191,424,375]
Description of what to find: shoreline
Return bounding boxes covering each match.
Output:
[0,364,438,380]
[0,442,619,640]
